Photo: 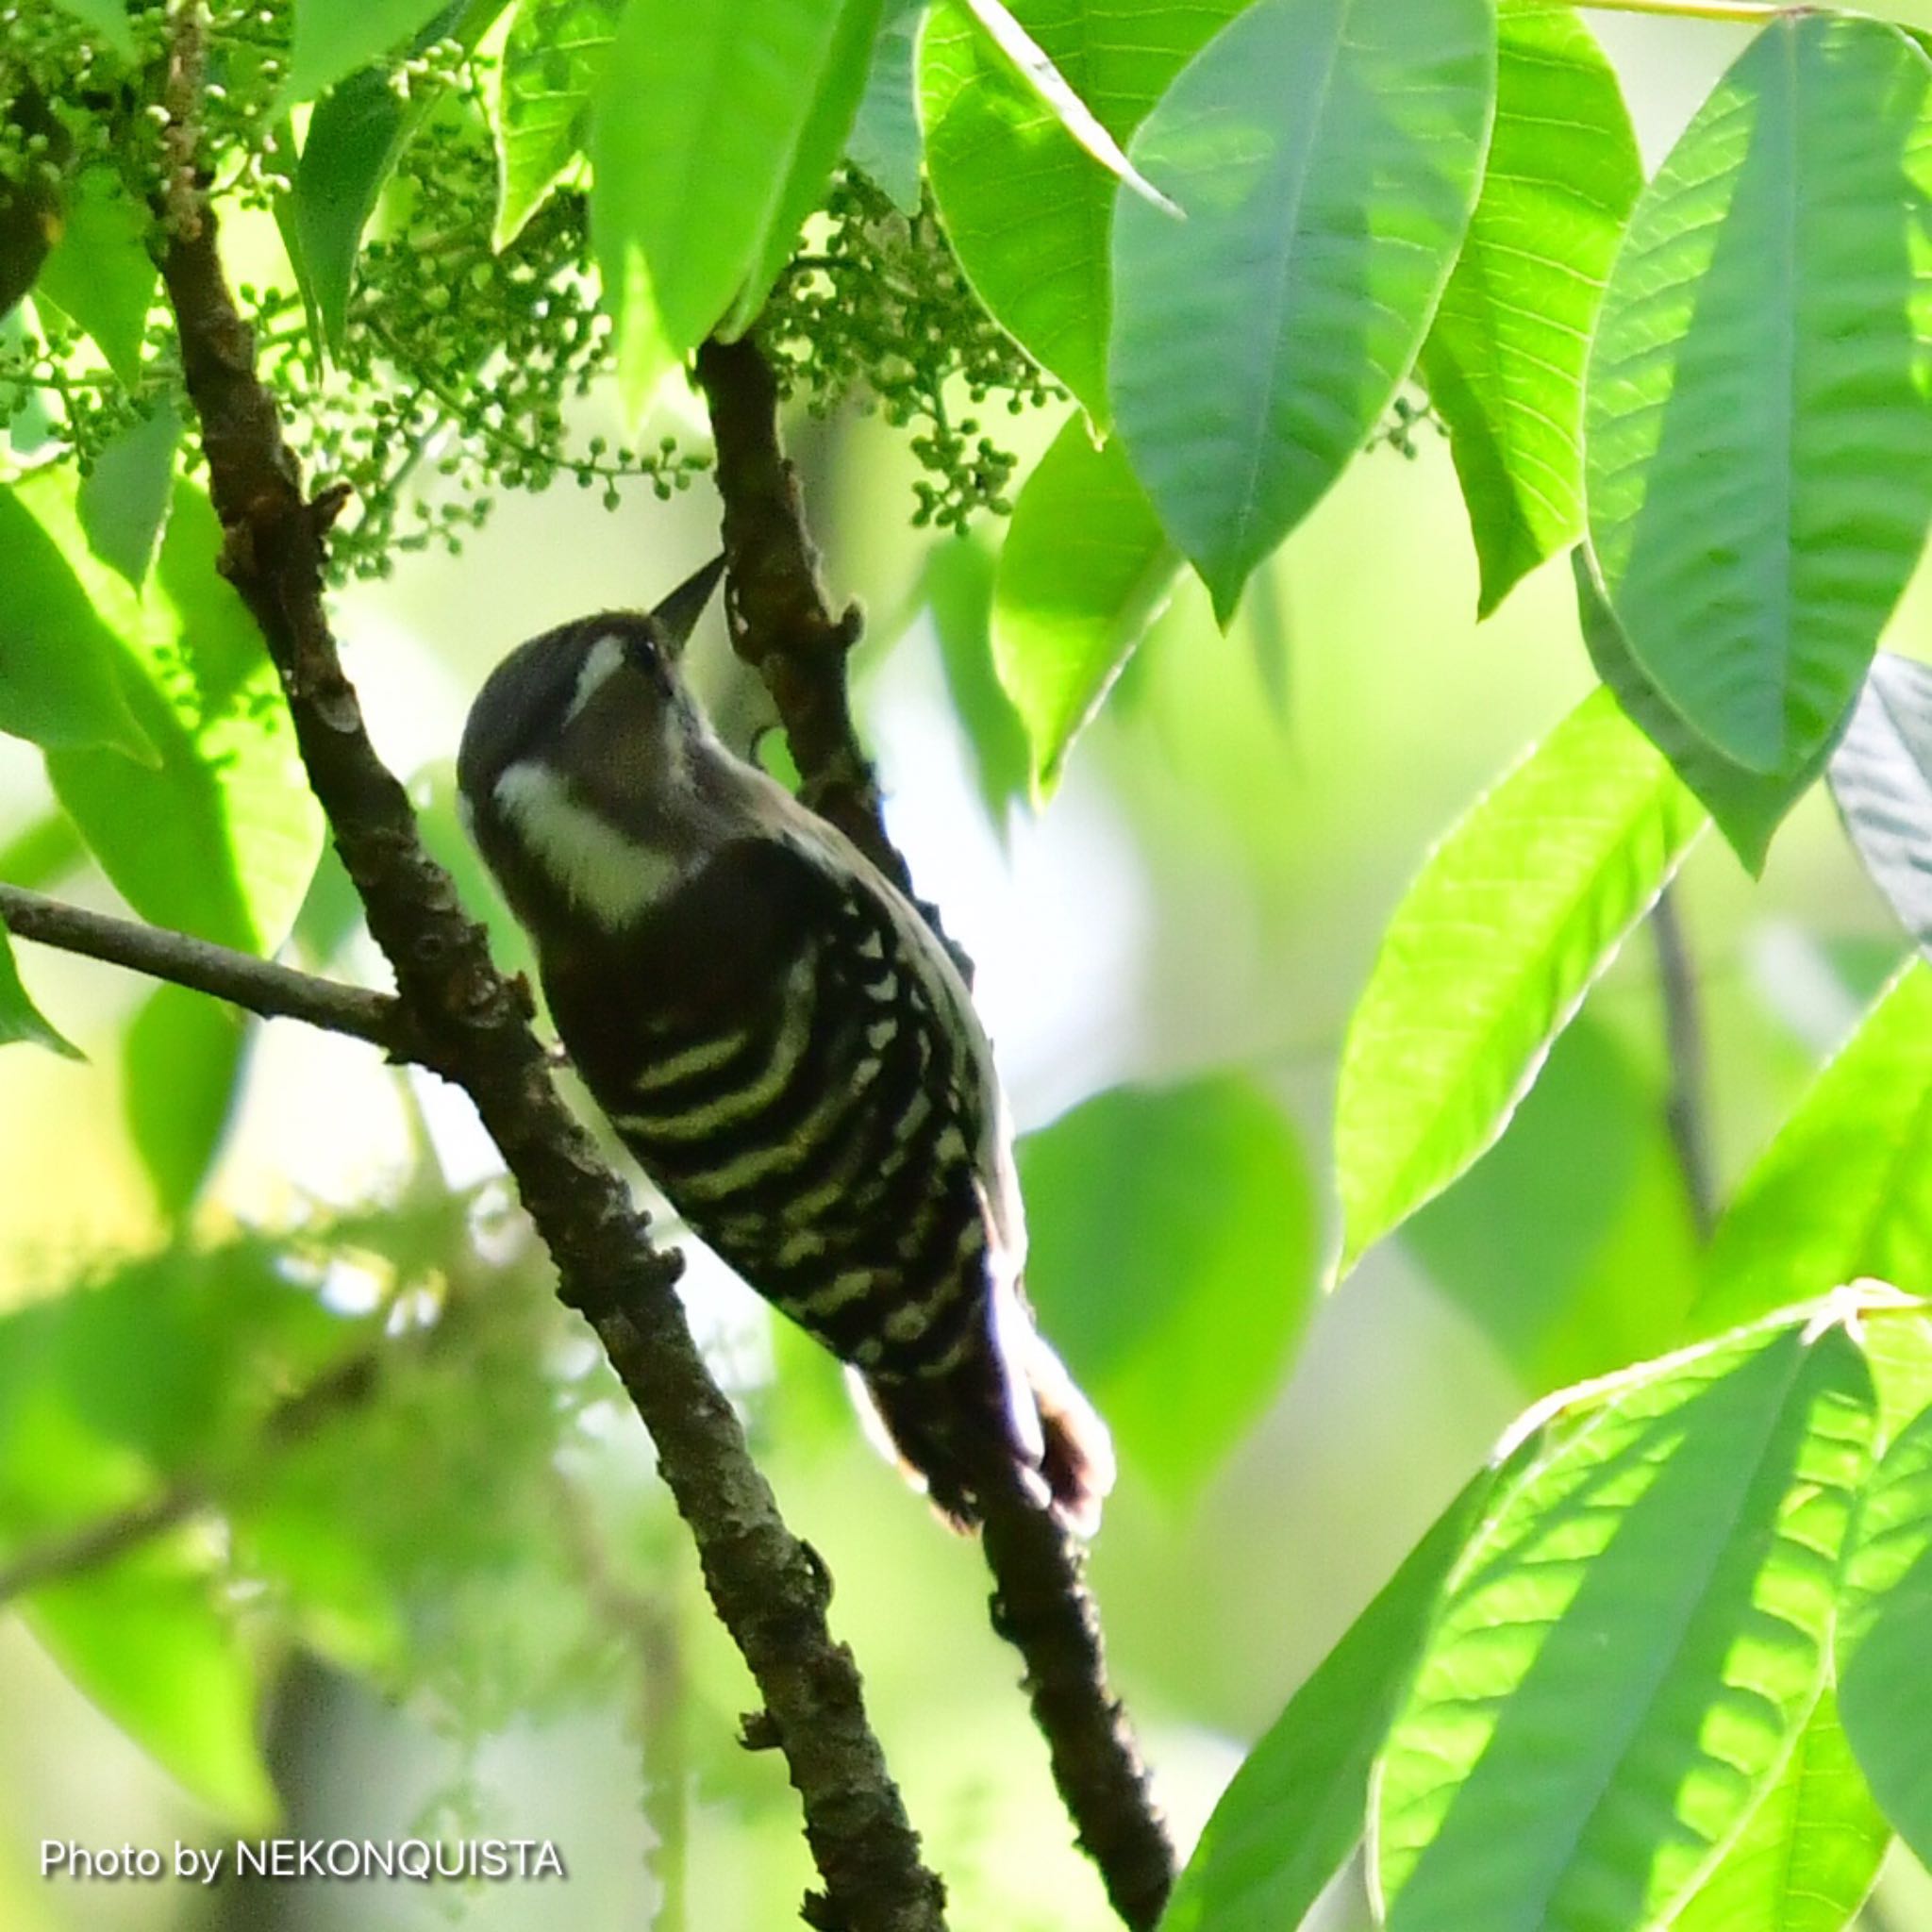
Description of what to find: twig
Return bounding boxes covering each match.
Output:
[693,338,904,888]
[695,329,1174,1928]
[1651,884,1717,1241]
[0,883,414,1058]
[149,25,944,1932]
[979,1485,1171,1928]
[0,1486,207,1605]
[0,1330,384,1608]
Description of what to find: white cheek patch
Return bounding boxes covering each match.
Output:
[492,760,675,930]
[565,635,627,723]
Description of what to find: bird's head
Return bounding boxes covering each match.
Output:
[456,556,728,935]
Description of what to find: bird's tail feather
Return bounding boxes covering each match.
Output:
[852,1286,1114,1536]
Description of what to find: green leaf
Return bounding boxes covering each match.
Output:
[590,0,886,388]
[50,0,137,61]
[1575,547,1836,876]
[1406,1016,1698,1391]
[1016,1076,1316,1503]
[920,0,1246,420]
[847,1,924,213]
[953,0,1179,213]
[34,167,155,382]
[1584,15,1932,776]
[0,1245,353,1823]
[490,0,621,248]
[991,413,1175,791]
[1335,688,1705,1274]
[0,814,85,892]
[1111,0,1494,623]
[1372,1322,1876,1931]
[1829,652,1932,956]
[30,1553,276,1825]
[292,67,416,353]
[77,398,180,589]
[924,534,1030,831]
[0,482,155,760]
[1420,4,1639,618]
[729,1,891,334]
[124,985,247,1220]
[31,475,325,953]
[284,0,451,107]
[0,919,81,1059]
[1695,964,1932,1338]
[1164,1447,1529,1932]
[1839,1390,1932,1871]
[1663,1684,1889,1932]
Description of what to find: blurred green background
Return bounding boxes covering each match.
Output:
[9,10,1932,1930]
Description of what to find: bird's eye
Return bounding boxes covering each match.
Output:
[625,625,674,694]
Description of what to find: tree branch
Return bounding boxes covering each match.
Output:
[695,330,1174,1929]
[149,29,943,1932]
[0,883,415,1058]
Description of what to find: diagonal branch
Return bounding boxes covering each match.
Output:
[148,26,943,1932]
[694,331,1175,1931]
[0,883,414,1057]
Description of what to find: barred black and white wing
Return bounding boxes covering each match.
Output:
[540,832,1111,1531]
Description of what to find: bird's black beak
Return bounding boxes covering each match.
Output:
[651,554,727,660]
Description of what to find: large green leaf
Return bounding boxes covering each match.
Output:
[920,0,1242,419]
[924,534,1030,831]
[1839,1390,1932,1871]
[1017,1076,1315,1503]
[590,0,885,400]
[847,0,924,213]
[1575,547,1838,875]
[1406,1016,1697,1391]
[1164,1446,1529,1932]
[50,0,136,60]
[34,167,154,382]
[124,986,247,1220]
[991,414,1175,791]
[1420,3,1639,618]
[284,0,451,106]
[292,68,416,353]
[490,0,620,247]
[76,399,180,590]
[32,475,325,953]
[1695,964,1932,1338]
[1111,0,1494,623]
[1829,651,1932,955]
[0,483,154,759]
[0,1245,351,1822]
[1335,689,1705,1274]
[0,920,80,1059]
[30,1554,277,1824]
[1585,15,1932,776]
[1372,1322,1876,1931]
[1666,1684,1889,1932]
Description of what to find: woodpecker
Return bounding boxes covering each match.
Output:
[456,558,1113,1534]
